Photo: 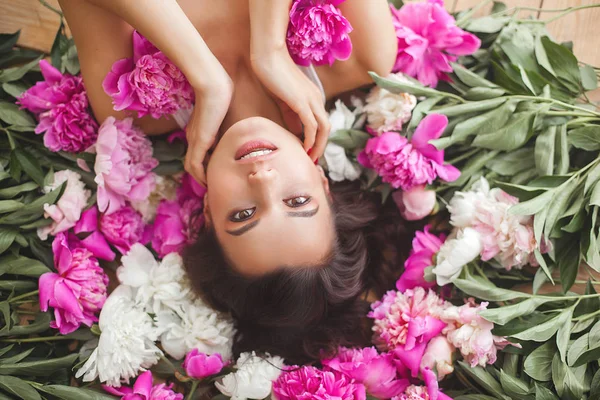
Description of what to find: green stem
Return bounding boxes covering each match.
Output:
[567,117,600,127]
[38,0,63,17]
[9,290,39,303]
[573,308,600,322]
[545,110,590,118]
[511,95,600,117]
[0,336,74,343]
[185,380,200,400]
[456,0,493,26]
[543,4,600,24]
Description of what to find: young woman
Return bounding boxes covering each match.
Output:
[59,0,402,363]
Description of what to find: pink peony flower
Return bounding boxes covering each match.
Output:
[287,0,353,67]
[37,170,91,240]
[392,368,452,400]
[273,365,366,400]
[420,336,455,379]
[441,300,512,368]
[104,371,183,400]
[357,114,460,190]
[393,185,437,221]
[152,173,206,258]
[322,347,409,398]
[18,60,98,152]
[103,31,194,119]
[94,117,158,215]
[396,225,445,292]
[364,73,417,134]
[39,232,109,334]
[183,349,225,379]
[390,0,480,87]
[99,204,150,254]
[368,287,448,376]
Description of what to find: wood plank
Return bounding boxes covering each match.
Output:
[448,0,544,17]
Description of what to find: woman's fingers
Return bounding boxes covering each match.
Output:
[184,140,208,186]
[309,101,331,161]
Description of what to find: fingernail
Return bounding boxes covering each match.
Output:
[314,157,319,165]
[307,148,313,155]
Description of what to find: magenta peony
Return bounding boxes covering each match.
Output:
[99,204,149,254]
[287,0,353,67]
[273,365,366,400]
[358,114,460,190]
[104,370,183,400]
[183,349,225,379]
[103,31,194,119]
[18,60,98,152]
[393,185,437,221]
[322,347,409,398]
[94,117,158,215]
[152,173,206,258]
[396,225,445,292]
[39,232,109,334]
[390,0,480,87]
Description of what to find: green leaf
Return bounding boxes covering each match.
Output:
[486,148,535,176]
[591,182,600,207]
[0,200,24,214]
[432,98,506,118]
[453,277,530,301]
[499,370,530,398]
[0,255,50,277]
[584,162,600,195]
[13,148,44,187]
[534,383,559,400]
[509,189,555,216]
[0,55,43,83]
[465,16,511,33]
[0,348,34,364]
[569,125,600,151]
[556,307,573,363]
[0,182,38,199]
[0,375,41,400]
[551,352,589,398]
[1,312,50,337]
[524,341,555,381]
[556,236,581,292]
[0,182,65,225]
[151,139,186,162]
[535,34,556,77]
[329,129,371,150]
[0,102,35,127]
[407,97,443,133]
[472,112,535,151]
[535,126,556,176]
[580,65,598,91]
[370,72,452,99]
[0,229,17,255]
[36,385,117,400]
[0,280,36,292]
[541,36,583,92]
[544,179,578,238]
[554,124,569,175]
[567,332,590,367]
[590,368,600,400]
[2,82,28,98]
[452,64,498,88]
[0,353,77,376]
[454,396,499,400]
[457,362,510,400]
[464,87,507,101]
[479,297,554,325]
[511,308,571,341]
[0,31,21,54]
[449,150,499,188]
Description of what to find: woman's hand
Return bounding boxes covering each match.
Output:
[251,49,331,162]
[184,72,233,186]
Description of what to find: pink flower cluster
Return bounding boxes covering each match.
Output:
[287,0,353,66]
[396,225,445,292]
[39,232,109,334]
[358,114,460,190]
[183,349,225,379]
[273,365,366,400]
[390,0,480,87]
[18,60,98,152]
[152,173,206,258]
[103,31,194,119]
[94,117,158,215]
[104,371,183,400]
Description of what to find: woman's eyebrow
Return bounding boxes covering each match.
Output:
[287,206,319,218]
[226,220,260,236]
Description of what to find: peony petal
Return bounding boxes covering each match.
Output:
[38,272,59,312]
[74,206,99,234]
[411,114,448,163]
[434,162,461,182]
[132,370,153,397]
[393,342,427,377]
[80,231,116,261]
[38,60,63,84]
[53,279,84,319]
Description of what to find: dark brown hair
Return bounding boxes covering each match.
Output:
[183,182,412,365]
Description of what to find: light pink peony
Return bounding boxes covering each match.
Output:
[420,336,455,379]
[152,173,206,258]
[183,349,225,379]
[441,300,512,368]
[37,170,91,240]
[396,225,445,292]
[94,117,158,215]
[103,31,194,119]
[99,204,149,254]
[287,0,353,67]
[392,368,452,400]
[322,347,409,398]
[273,365,366,400]
[39,232,109,334]
[393,185,437,221]
[18,60,98,152]
[104,370,183,400]
[357,114,460,190]
[364,73,417,134]
[390,0,480,87]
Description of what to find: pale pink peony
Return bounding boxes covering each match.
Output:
[152,173,206,258]
[420,336,455,379]
[322,347,409,398]
[99,204,149,254]
[104,370,183,400]
[393,185,437,221]
[390,0,480,87]
[94,117,158,215]
[39,232,109,334]
[441,300,513,368]
[357,114,460,190]
[37,170,91,240]
[364,73,417,134]
[396,225,445,292]
[183,349,225,379]
[273,365,366,400]
[287,0,353,67]
[18,60,98,152]
[103,31,194,119]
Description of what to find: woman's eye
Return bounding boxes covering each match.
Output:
[284,196,311,208]
[229,208,256,222]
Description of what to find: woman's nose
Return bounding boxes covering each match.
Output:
[248,168,277,183]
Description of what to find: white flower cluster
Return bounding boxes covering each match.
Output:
[76,244,235,387]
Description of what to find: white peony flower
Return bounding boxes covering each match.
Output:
[156,298,235,360]
[432,227,482,286]
[117,244,192,314]
[215,351,284,400]
[75,285,162,387]
[131,174,179,223]
[364,72,417,134]
[447,177,490,228]
[324,99,363,182]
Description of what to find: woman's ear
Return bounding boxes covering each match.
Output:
[203,192,212,227]
[316,165,330,196]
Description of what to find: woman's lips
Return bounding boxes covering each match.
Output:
[235,140,278,161]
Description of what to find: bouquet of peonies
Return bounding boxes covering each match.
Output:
[0,0,599,399]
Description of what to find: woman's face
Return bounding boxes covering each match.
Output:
[205,117,334,276]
